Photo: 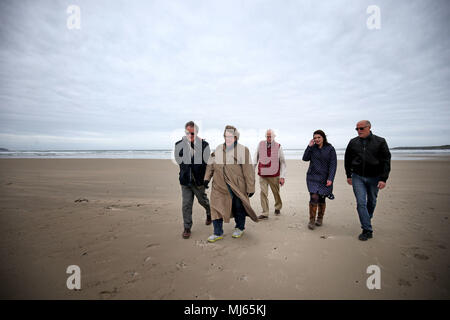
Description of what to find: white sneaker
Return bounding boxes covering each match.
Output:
[207,234,223,243]
[232,228,244,238]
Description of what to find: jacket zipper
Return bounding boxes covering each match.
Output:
[362,142,366,176]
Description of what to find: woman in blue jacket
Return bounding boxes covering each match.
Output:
[302,130,337,230]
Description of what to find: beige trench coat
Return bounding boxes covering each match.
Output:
[204,143,258,223]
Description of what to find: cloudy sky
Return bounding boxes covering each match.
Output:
[0,0,449,150]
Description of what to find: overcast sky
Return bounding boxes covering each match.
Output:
[0,0,449,150]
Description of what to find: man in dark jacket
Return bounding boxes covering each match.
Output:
[345,120,391,241]
[174,121,211,239]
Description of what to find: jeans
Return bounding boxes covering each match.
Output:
[351,173,379,232]
[212,185,247,235]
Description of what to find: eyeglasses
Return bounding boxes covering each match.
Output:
[185,131,195,136]
[355,126,368,131]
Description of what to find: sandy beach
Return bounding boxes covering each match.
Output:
[0,158,449,299]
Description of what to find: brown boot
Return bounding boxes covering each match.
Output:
[308,203,318,230]
[316,203,326,226]
[182,228,191,239]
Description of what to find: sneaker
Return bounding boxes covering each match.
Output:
[358,230,373,241]
[274,209,281,215]
[232,228,244,238]
[207,234,223,243]
[258,214,268,220]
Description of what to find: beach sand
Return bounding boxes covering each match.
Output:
[0,158,449,299]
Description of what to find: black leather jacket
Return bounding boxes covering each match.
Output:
[174,137,210,186]
[344,132,391,182]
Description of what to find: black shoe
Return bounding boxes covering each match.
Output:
[182,228,191,239]
[205,215,212,225]
[358,230,373,241]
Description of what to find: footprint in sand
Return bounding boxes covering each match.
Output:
[99,287,119,298]
[195,240,222,251]
[238,275,248,281]
[146,243,160,248]
[398,279,411,287]
[267,247,281,260]
[176,261,187,270]
[194,240,209,248]
[208,263,224,272]
[401,246,430,261]
[75,198,89,203]
[414,253,429,260]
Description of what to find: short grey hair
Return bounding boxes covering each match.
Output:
[358,120,371,128]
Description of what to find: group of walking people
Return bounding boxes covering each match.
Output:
[174,120,391,242]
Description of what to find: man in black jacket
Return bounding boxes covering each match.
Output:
[174,121,211,239]
[345,120,391,241]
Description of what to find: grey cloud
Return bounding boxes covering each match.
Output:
[0,0,449,150]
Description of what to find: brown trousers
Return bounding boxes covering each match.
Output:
[259,176,282,216]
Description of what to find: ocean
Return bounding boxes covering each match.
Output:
[1,149,449,160]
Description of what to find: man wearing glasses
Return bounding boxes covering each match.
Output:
[344,120,391,241]
[174,121,211,239]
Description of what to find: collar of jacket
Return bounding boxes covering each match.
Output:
[359,131,373,141]
[223,141,237,151]
[183,136,202,145]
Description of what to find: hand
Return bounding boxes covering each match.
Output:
[308,139,315,147]
[326,180,332,187]
[378,181,386,189]
[247,192,254,198]
[347,178,352,186]
[279,178,285,186]
[203,180,209,189]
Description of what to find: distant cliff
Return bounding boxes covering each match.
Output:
[0,148,9,151]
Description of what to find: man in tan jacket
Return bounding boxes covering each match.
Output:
[254,129,286,219]
[203,125,258,242]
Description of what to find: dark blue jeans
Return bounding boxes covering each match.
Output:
[351,173,379,232]
[212,185,247,235]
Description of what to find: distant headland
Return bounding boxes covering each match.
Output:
[392,145,450,150]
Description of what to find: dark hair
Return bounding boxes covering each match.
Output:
[185,121,199,133]
[313,130,331,146]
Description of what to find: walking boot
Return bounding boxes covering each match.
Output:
[308,203,318,230]
[316,203,326,226]
[182,228,191,239]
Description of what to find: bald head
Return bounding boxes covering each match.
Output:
[356,120,371,138]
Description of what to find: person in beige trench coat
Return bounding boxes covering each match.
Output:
[203,125,258,242]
